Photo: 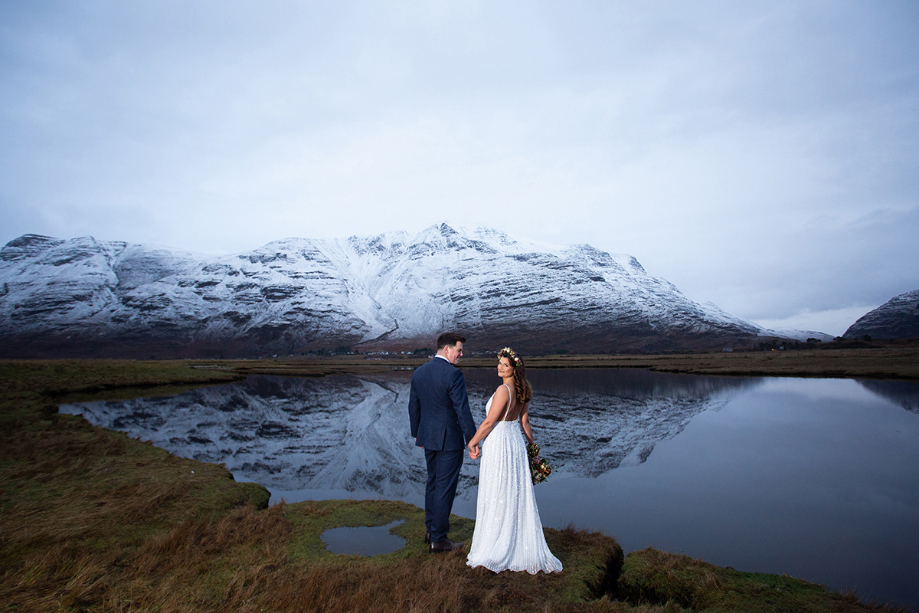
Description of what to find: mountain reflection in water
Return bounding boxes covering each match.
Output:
[858,379,919,413]
[60,369,761,502]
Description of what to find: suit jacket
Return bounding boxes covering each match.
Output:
[408,357,477,451]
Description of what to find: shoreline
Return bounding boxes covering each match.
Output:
[1,359,913,611]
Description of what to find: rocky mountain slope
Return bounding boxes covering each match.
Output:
[844,289,919,340]
[1,223,773,357]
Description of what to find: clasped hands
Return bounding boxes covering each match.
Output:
[468,442,481,460]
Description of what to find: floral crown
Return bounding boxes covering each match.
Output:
[498,347,522,367]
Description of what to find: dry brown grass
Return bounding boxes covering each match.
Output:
[474,344,919,380]
[178,342,919,380]
[619,548,910,613]
[2,497,624,613]
[2,502,291,612]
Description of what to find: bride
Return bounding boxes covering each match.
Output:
[466,347,562,574]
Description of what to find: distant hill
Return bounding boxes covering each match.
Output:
[0,224,783,358]
[844,289,919,340]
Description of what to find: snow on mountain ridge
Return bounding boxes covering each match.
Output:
[762,329,835,343]
[844,289,919,340]
[1,224,773,357]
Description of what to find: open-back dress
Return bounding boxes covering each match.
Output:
[466,384,563,574]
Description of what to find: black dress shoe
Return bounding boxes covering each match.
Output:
[429,539,463,553]
[424,532,431,544]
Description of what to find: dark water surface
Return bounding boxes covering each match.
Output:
[61,369,919,609]
[321,520,406,556]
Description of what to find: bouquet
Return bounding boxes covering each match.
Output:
[526,443,552,485]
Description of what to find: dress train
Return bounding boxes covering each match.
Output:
[466,393,562,574]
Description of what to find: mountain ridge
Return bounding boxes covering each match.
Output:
[1,223,792,357]
[844,289,919,340]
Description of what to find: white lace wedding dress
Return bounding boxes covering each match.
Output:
[466,386,563,574]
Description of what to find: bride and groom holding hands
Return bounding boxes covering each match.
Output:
[408,332,562,574]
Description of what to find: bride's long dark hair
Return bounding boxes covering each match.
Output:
[498,347,532,406]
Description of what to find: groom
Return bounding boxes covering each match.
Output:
[408,332,477,553]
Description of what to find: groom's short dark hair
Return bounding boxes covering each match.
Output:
[437,332,466,350]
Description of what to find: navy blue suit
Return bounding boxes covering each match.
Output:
[408,356,477,542]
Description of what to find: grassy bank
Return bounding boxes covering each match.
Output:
[0,359,910,612]
[516,344,919,380]
[178,342,919,380]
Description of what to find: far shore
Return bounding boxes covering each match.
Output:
[179,342,919,381]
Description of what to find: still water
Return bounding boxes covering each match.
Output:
[61,369,919,609]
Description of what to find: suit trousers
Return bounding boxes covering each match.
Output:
[424,448,464,543]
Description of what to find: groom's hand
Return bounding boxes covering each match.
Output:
[468,443,480,460]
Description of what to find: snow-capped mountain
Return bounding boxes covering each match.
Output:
[0,223,770,357]
[844,289,919,340]
[758,328,835,343]
[699,302,832,343]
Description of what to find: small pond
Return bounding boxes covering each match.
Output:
[321,520,406,556]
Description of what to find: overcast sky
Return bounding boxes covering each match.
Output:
[2,1,917,336]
